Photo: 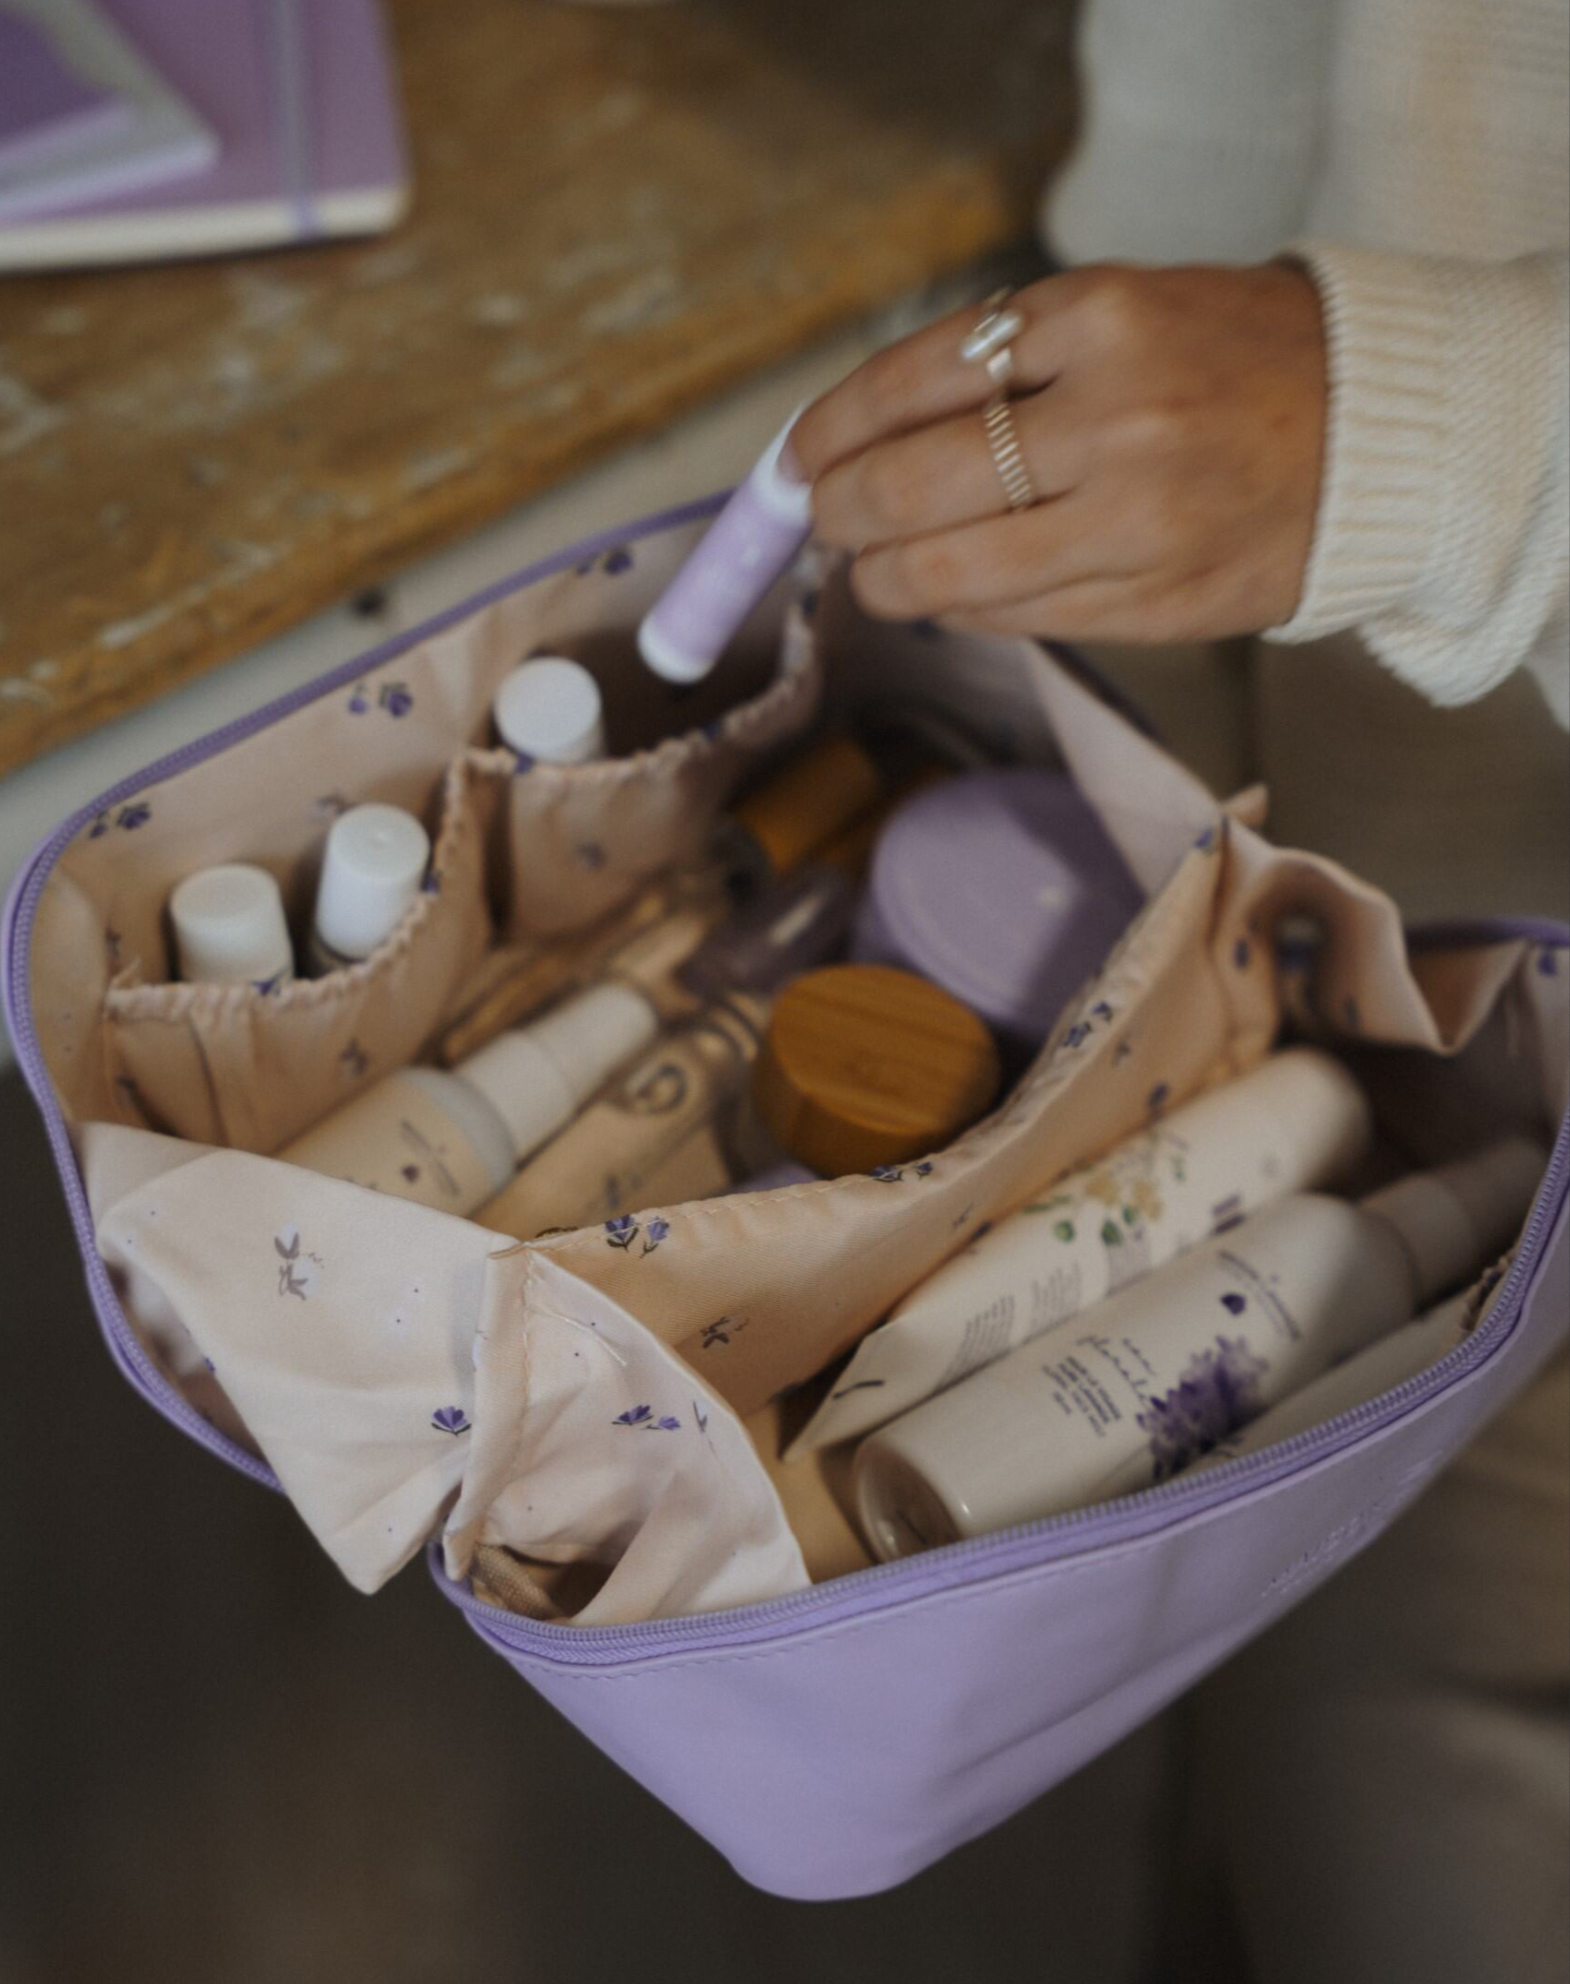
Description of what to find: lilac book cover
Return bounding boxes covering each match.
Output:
[0,0,409,263]
[0,10,130,173]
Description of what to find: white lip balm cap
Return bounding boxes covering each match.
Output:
[314,804,431,962]
[170,864,294,986]
[494,658,606,763]
[750,414,814,526]
[456,981,660,1162]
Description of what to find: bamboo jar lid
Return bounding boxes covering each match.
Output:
[752,964,1001,1176]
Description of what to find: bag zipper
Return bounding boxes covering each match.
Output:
[6,506,1566,1650]
[444,1088,1567,1663]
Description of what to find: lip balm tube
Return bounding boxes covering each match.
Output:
[790,1048,1375,1456]
[493,656,605,764]
[853,1138,1542,1558]
[637,414,812,684]
[306,803,431,975]
[170,864,295,991]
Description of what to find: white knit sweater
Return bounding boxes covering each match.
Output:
[1043,0,1570,916]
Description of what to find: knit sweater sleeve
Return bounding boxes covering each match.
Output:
[1267,242,1570,728]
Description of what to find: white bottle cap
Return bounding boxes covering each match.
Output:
[170,864,295,988]
[1361,1136,1543,1306]
[312,804,431,965]
[456,981,659,1163]
[494,658,605,763]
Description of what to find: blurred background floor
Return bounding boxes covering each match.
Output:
[0,1062,1183,1984]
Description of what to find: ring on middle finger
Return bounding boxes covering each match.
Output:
[960,287,1025,390]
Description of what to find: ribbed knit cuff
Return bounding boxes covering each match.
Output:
[1268,241,1453,648]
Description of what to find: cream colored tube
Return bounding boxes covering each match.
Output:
[791,1048,1373,1457]
[853,1139,1540,1558]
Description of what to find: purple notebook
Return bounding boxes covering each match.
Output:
[0,12,130,173]
[1,0,409,267]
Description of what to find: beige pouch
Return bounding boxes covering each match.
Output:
[36,547,1564,1623]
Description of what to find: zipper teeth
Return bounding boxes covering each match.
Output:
[0,498,733,1478]
[3,513,1567,1656]
[456,1037,1570,1664]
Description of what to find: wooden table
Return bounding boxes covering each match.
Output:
[0,0,1072,776]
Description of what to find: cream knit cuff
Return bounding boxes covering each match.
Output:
[1267,242,1569,708]
[1269,242,1453,647]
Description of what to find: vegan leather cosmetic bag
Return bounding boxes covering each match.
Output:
[7,497,1566,1899]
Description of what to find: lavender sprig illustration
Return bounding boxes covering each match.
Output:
[1137,1335,1267,1481]
[612,1404,681,1431]
[274,1231,309,1300]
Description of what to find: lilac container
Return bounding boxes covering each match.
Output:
[852,767,1144,1048]
[636,417,811,684]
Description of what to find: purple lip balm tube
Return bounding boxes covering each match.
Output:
[637,415,813,684]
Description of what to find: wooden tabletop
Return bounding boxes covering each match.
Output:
[0,0,1071,776]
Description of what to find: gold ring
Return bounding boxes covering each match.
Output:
[982,393,1037,511]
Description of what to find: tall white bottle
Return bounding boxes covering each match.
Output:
[854,1139,1542,1559]
[280,981,659,1216]
[794,1048,1374,1455]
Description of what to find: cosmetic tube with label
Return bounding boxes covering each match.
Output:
[474,994,770,1237]
[170,863,294,991]
[306,803,431,975]
[637,414,811,685]
[854,1138,1543,1558]
[792,1047,1374,1456]
[280,980,659,1216]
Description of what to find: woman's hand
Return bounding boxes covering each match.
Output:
[789,262,1328,643]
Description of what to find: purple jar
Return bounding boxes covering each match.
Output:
[851,767,1143,1048]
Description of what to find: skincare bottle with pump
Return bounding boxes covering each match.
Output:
[280,981,659,1216]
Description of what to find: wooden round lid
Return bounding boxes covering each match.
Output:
[752,964,1001,1176]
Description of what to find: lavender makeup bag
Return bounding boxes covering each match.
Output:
[7,499,1567,1899]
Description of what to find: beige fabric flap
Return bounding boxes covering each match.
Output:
[89,1134,500,1593]
[443,1251,808,1624]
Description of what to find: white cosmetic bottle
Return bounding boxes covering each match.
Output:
[306,803,431,975]
[280,981,660,1216]
[494,656,605,764]
[855,1138,1543,1559]
[170,863,295,991]
[793,1048,1374,1455]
